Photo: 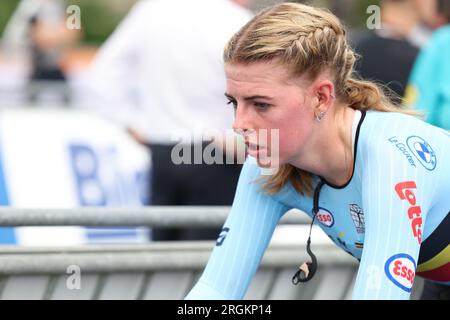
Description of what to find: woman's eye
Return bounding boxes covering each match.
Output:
[254,102,271,110]
[227,99,237,109]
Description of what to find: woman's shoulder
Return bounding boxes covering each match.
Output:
[361,110,431,135]
[363,110,450,133]
[358,110,449,164]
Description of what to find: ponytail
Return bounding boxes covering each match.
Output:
[343,77,417,115]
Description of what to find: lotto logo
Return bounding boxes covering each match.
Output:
[313,208,334,227]
[384,254,416,292]
[394,181,422,244]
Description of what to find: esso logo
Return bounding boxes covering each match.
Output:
[314,208,334,227]
[384,254,416,292]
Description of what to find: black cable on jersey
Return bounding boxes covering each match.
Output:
[292,179,325,285]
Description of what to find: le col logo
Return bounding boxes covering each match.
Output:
[384,254,416,292]
[395,181,422,244]
[314,207,334,227]
[387,136,416,168]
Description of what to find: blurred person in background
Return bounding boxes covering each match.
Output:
[405,0,450,130]
[1,0,80,106]
[352,0,421,102]
[412,0,449,33]
[87,0,252,241]
[27,4,80,105]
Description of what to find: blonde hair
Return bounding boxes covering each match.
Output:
[224,2,419,196]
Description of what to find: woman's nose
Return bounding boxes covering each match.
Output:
[232,105,250,133]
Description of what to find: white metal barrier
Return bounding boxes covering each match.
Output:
[0,207,424,300]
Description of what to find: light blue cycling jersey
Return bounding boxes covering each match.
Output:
[406,25,450,129]
[186,110,450,300]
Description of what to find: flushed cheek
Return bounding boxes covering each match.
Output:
[277,128,306,161]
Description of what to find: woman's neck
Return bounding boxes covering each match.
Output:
[290,105,356,187]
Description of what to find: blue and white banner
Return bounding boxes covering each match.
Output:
[0,109,151,245]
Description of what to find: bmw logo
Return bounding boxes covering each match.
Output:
[407,136,436,171]
[414,142,432,163]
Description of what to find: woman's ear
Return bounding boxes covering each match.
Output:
[314,80,335,114]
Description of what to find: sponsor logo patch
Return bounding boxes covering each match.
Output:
[314,207,334,227]
[387,136,416,167]
[349,204,365,234]
[407,136,436,171]
[395,181,422,244]
[384,253,416,292]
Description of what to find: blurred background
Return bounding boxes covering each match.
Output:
[0,0,447,244]
[0,0,448,243]
[0,0,383,110]
[0,0,389,247]
[0,0,447,300]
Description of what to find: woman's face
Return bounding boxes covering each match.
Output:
[225,61,316,167]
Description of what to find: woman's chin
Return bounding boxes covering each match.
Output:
[247,149,282,169]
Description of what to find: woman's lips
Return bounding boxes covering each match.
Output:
[245,141,267,156]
